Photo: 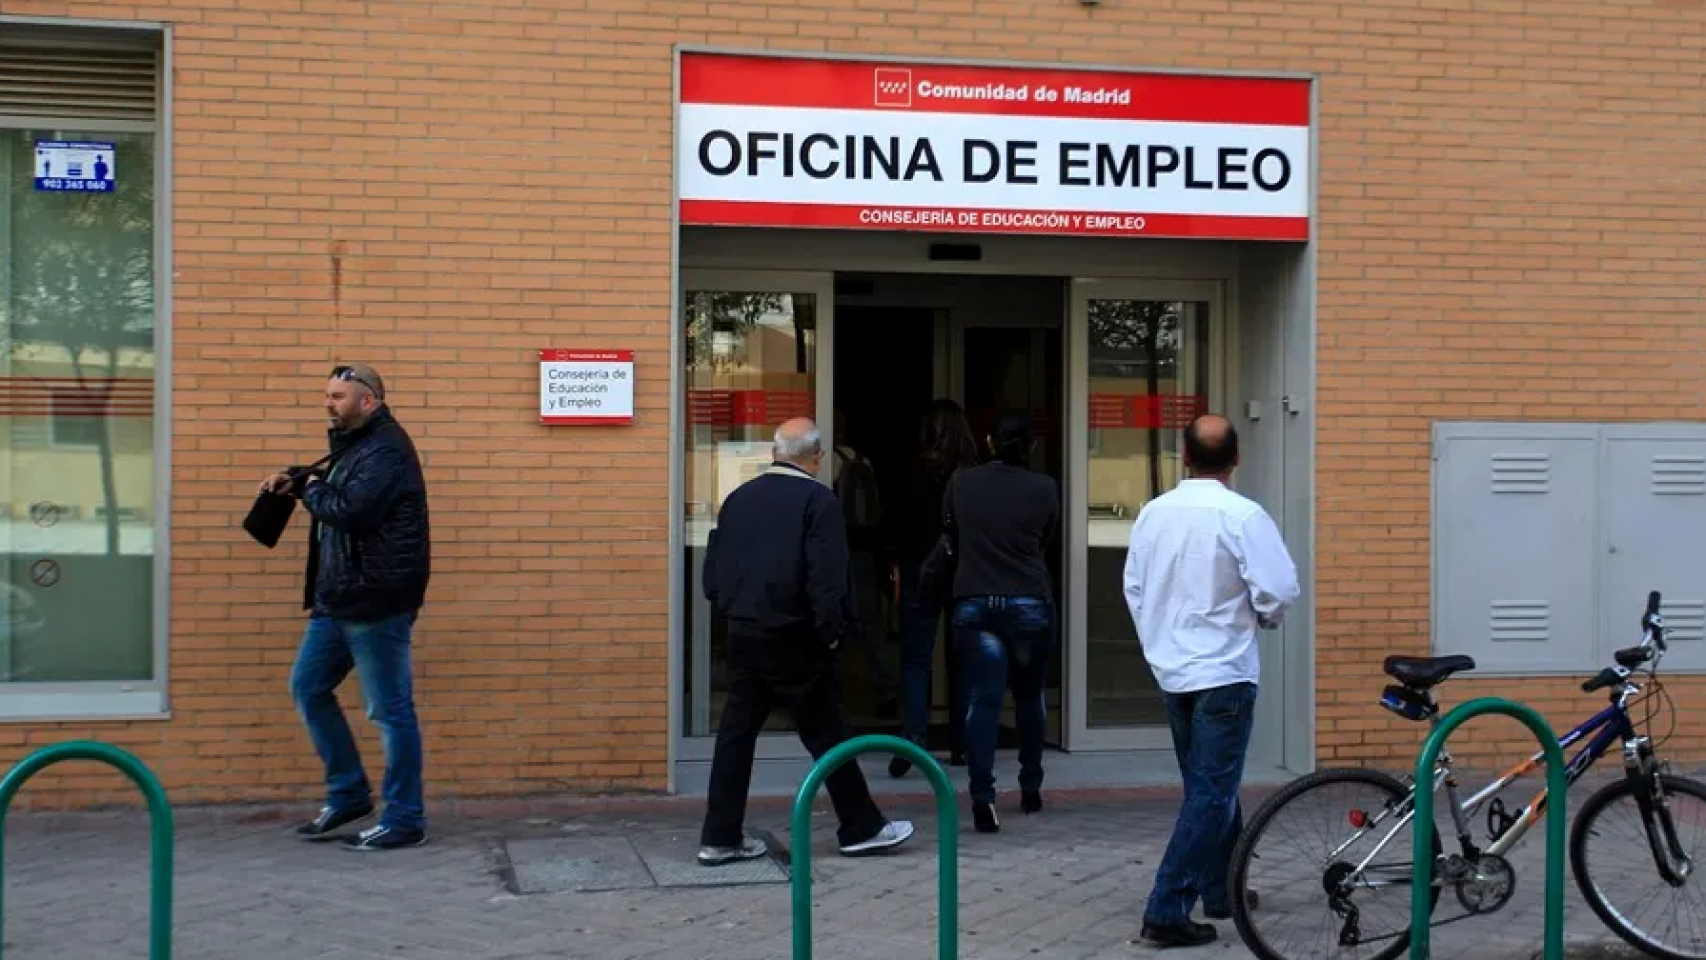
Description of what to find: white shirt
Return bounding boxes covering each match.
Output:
[1122,477,1301,694]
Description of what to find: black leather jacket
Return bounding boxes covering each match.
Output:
[299,407,431,620]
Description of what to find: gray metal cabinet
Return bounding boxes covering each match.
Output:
[1432,423,1599,674]
[1432,421,1706,676]
[1600,426,1706,671]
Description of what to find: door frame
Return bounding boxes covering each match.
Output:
[676,268,835,763]
[673,267,1237,760]
[1064,277,1229,752]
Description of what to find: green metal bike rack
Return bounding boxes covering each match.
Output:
[0,740,174,960]
[790,734,957,960]
[1410,697,1565,960]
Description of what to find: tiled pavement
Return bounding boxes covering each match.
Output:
[0,779,1666,960]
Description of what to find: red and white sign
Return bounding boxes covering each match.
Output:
[677,53,1312,242]
[540,349,634,425]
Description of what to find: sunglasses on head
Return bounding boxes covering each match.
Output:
[330,365,381,397]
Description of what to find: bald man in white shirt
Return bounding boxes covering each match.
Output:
[1124,414,1300,949]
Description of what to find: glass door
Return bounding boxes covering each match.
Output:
[678,269,833,761]
[1065,279,1222,751]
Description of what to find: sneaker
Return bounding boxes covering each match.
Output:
[839,819,914,857]
[697,836,768,866]
[341,824,426,851]
[973,801,1000,834]
[294,803,374,840]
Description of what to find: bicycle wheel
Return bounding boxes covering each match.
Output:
[1230,767,1442,960]
[1571,772,1706,960]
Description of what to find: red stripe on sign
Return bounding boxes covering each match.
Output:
[679,199,1308,242]
[540,349,633,362]
[541,415,631,425]
[680,53,1310,127]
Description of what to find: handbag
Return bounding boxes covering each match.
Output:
[916,473,960,600]
[242,487,300,549]
[241,448,342,549]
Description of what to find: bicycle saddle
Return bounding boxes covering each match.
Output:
[1383,654,1476,689]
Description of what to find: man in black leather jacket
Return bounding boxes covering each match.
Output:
[260,362,431,851]
[695,417,913,866]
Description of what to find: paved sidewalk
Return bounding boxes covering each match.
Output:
[0,786,1653,960]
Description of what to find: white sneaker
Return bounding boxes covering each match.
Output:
[839,820,914,856]
[697,835,768,866]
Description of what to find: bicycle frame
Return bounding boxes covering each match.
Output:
[1313,593,1672,897]
[1329,693,1642,885]
[1440,698,1638,859]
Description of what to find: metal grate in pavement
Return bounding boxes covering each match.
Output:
[503,836,655,894]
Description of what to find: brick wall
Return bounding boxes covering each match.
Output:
[5,0,1703,807]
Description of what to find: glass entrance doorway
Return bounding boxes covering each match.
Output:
[678,268,1221,761]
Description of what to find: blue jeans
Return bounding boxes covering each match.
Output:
[290,613,426,833]
[898,564,962,753]
[950,595,1054,805]
[1144,681,1258,927]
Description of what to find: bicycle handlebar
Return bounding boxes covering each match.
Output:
[1582,590,1665,694]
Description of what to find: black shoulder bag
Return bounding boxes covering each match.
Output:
[916,472,960,602]
[241,447,346,549]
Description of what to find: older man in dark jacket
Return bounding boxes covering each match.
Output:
[696,417,913,866]
[261,362,431,851]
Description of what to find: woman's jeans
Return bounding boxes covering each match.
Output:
[950,595,1054,805]
[897,563,963,756]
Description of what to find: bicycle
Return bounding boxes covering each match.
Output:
[1228,590,1706,960]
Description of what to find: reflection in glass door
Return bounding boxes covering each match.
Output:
[1067,281,1218,750]
[679,271,832,752]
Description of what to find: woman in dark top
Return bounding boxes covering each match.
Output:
[887,398,981,778]
[944,411,1059,833]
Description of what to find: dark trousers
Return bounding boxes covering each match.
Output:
[700,631,887,849]
[897,560,965,756]
[1144,680,1258,927]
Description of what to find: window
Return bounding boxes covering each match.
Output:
[0,25,165,714]
[679,282,821,740]
[1432,422,1706,675]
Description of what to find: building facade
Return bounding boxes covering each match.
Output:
[2,1,1704,810]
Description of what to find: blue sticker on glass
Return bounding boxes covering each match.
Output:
[33,141,116,192]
